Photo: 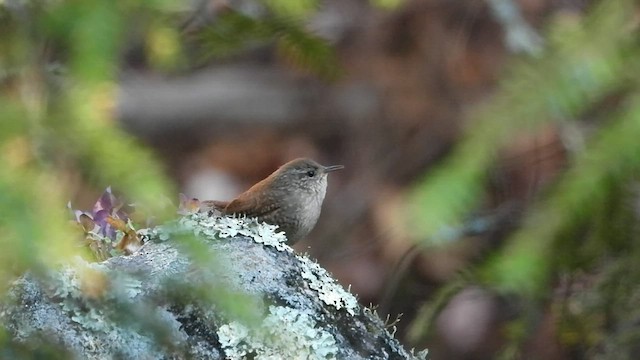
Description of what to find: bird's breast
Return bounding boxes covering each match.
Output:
[285,183,326,242]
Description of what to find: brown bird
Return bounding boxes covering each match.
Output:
[203,158,344,244]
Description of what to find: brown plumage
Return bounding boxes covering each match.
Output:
[202,158,343,244]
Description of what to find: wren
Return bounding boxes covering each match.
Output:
[203,158,344,244]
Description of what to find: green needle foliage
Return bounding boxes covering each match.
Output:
[195,10,339,79]
[408,0,636,242]
[0,3,341,354]
[407,0,640,353]
[0,0,175,286]
[0,0,346,356]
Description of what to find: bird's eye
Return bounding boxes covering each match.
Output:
[306,170,316,177]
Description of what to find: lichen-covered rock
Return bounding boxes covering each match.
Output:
[0,213,427,359]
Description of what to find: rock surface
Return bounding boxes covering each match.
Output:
[1,213,425,359]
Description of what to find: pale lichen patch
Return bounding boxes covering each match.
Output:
[298,256,359,315]
[160,213,291,252]
[48,257,144,333]
[217,305,338,360]
[47,259,120,336]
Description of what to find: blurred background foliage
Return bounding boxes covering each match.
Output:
[409,0,638,290]
[0,0,334,354]
[2,0,640,358]
[405,0,640,357]
[0,0,180,276]
[0,0,334,273]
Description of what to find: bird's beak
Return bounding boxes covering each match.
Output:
[323,165,344,173]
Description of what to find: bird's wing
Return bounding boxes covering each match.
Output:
[224,192,280,218]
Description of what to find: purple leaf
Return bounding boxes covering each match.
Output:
[93,187,114,214]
